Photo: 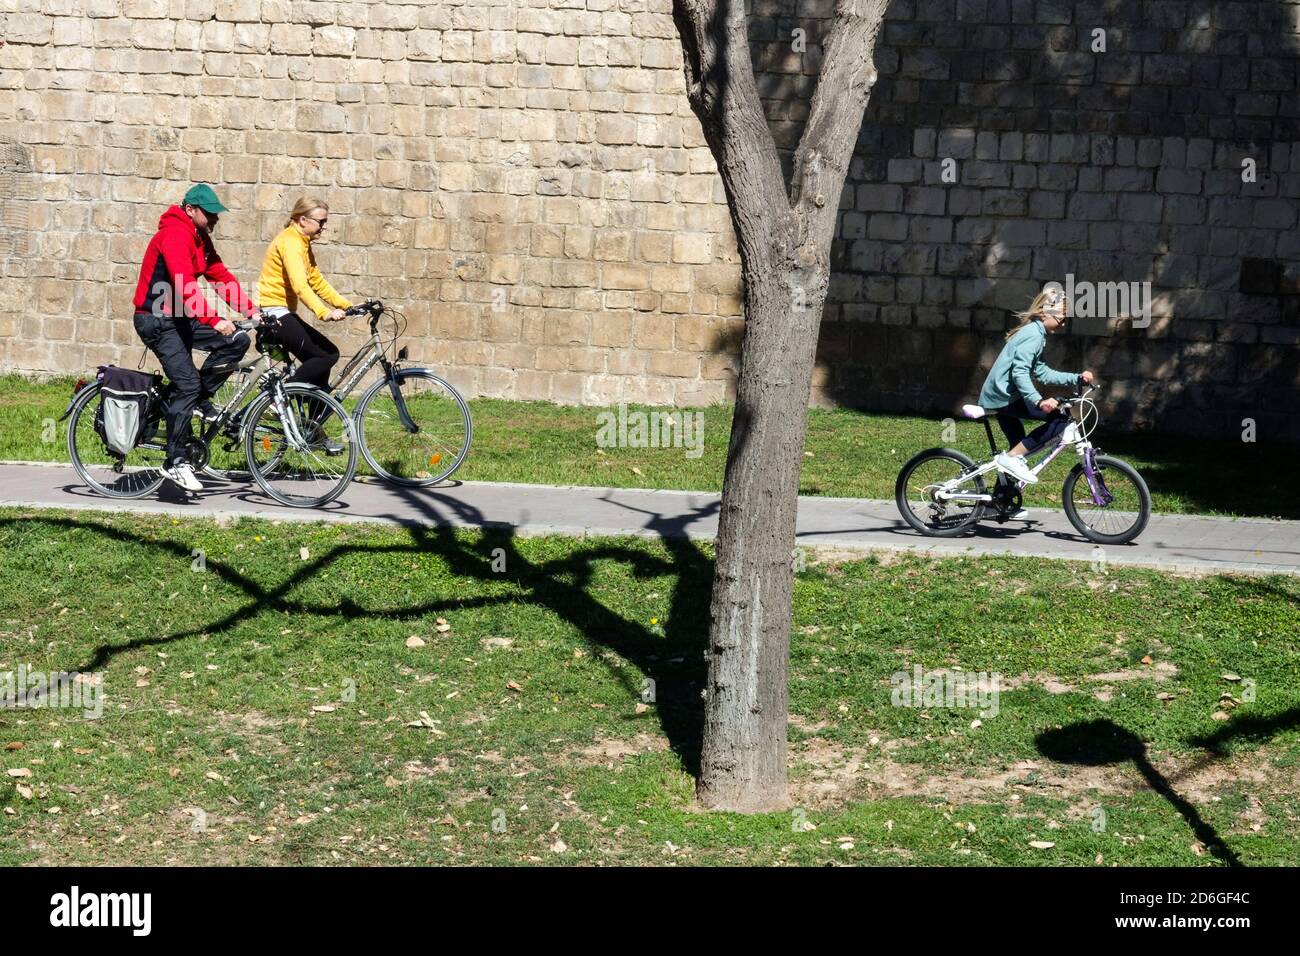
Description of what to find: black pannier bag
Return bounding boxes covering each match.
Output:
[95,366,163,456]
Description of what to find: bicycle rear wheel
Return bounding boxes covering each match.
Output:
[243,383,357,507]
[355,369,473,486]
[895,448,987,536]
[66,382,167,498]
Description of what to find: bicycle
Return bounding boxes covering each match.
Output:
[894,384,1151,545]
[203,299,472,488]
[63,316,358,508]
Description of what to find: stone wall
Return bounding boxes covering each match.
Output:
[0,0,745,406]
[2,0,1299,439]
[779,0,1300,439]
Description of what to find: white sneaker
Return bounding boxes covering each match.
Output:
[995,452,1039,484]
[1009,509,1031,520]
[162,461,203,492]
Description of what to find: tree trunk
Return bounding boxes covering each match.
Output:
[672,0,891,811]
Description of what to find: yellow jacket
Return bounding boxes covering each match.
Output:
[256,226,350,319]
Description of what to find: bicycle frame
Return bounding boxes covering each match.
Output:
[328,310,421,434]
[935,393,1110,507]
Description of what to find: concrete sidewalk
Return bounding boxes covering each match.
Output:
[0,461,1297,576]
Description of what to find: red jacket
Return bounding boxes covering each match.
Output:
[132,205,255,328]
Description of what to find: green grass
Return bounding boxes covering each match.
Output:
[3,374,1297,519]
[1,508,1297,865]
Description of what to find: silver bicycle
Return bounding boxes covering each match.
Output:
[65,317,358,508]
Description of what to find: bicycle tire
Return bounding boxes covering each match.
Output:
[895,447,987,537]
[354,368,473,486]
[1062,454,1151,545]
[66,381,167,499]
[242,384,357,508]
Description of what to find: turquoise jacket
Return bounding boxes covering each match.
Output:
[978,320,1079,410]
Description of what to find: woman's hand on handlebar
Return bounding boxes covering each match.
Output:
[325,308,347,322]
[1080,369,1095,385]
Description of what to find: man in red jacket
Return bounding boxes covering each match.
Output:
[132,184,258,491]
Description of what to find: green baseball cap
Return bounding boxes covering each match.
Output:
[181,184,228,214]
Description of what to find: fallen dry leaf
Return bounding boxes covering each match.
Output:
[16,784,33,799]
[299,547,310,561]
[1140,655,1154,665]
[1221,672,1241,682]
[506,681,523,693]
[6,768,31,779]
[312,705,336,713]
[1029,840,1056,849]
[405,636,426,648]
[4,742,22,751]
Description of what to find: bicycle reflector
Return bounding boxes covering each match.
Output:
[429,454,442,466]
[262,436,271,452]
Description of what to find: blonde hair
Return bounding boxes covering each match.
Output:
[286,197,329,229]
[1006,286,1067,340]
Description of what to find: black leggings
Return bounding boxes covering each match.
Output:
[267,313,340,390]
[995,398,1070,454]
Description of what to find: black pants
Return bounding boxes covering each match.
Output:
[266,312,340,391]
[133,311,250,465]
[995,397,1070,454]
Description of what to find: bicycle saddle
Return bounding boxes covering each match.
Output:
[961,404,987,419]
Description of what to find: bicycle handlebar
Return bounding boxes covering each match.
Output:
[345,299,384,317]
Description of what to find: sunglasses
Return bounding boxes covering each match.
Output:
[303,216,328,227]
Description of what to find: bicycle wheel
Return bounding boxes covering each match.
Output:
[66,382,167,498]
[243,383,357,508]
[895,448,987,537]
[1062,454,1151,545]
[355,369,473,486]
[200,368,258,482]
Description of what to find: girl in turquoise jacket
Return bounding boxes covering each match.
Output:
[978,288,1093,486]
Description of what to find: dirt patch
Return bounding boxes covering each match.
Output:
[571,733,670,765]
[789,734,1293,817]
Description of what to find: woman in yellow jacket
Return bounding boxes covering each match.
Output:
[255,197,352,391]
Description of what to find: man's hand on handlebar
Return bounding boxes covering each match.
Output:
[214,318,237,336]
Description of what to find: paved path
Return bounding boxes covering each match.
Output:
[0,462,1297,575]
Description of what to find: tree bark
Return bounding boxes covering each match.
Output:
[672,0,891,811]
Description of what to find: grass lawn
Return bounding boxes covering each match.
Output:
[1,508,1297,866]
[3,374,1298,519]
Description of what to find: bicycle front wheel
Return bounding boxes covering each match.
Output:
[243,384,357,507]
[1062,454,1151,545]
[355,369,473,486]
[66,382,167,498]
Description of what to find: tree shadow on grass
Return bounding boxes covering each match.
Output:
[0,495,716,778]
[1037,719,1243,867]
